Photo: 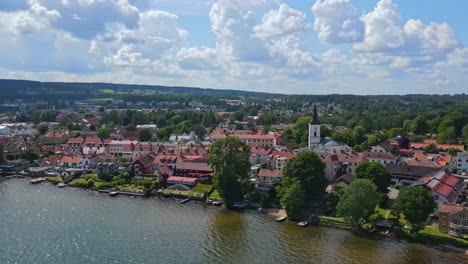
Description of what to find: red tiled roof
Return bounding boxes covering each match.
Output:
[258,169,281,178]
[167,176,198,183]
[363,151,396,160]
[175,161,212,172]
[67,137,84,144]
[442,174,461,187]
[269,151,296,160]
[61,156,82,163]
[439,203,466,214]
[433,183,453,197]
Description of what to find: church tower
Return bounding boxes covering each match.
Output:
[308,104,321,148]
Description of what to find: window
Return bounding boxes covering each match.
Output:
[314,132,317,137]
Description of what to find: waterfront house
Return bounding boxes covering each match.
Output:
[256,169,281,191]
[413,171,463,207]
[438,203,468,237]
[174,161,213,184]
[167,176,198,187]
[59,156,91,170]
[131,153,156,176]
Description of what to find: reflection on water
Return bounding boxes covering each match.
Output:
[0,178,466,264]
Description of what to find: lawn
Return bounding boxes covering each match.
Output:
[208,189,221,200]
[116,184,145,193]
[191,184,213,195]
[419,224,468,247]
[45,176,62,183]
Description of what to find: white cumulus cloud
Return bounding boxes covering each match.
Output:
[312,0,363,43]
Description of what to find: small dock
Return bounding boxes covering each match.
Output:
[30,178,46,184]
[98,190,145,197]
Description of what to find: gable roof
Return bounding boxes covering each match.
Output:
[175,161,212,172]
[258,169,282,178]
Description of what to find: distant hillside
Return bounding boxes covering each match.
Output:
[0,79,275,98]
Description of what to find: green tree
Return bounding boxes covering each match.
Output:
[0,144,4,164]
[190,124,207,139]
[353,125,367,145]
[392,187,435,229]
[207,137,250,207]
[355,162,392,194]
[424,144,439,154]
[320,126,332,138]
[337,179,381,226]
[410,115,429,135]
[38,124,49,135]
[438,126,458,144]
[280,178,304,220]
[447,148,459,156]
[97,127,112,139]
[463,124,468,145]
[138,128,152,142]
[282,150,327,199]
[98,173,114,182]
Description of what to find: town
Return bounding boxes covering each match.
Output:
[1,83,468,251]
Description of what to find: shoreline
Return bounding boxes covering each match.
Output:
[3,176,468,256]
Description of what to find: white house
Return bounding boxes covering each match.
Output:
[0,125,11,136]
[257,169,281,191]
[456,153,468,172]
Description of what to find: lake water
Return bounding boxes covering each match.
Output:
[0,178,467,264]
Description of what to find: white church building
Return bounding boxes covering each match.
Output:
[308,105,351,154]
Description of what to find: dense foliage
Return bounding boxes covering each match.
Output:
[392,187,435,229]
[337,179,381,226]
[207,137,251,207]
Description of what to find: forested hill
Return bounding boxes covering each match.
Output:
[0,79,273,98]
[0,79,467,112]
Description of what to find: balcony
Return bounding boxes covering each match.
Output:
[449,223,468,229]
[449,231,462,237]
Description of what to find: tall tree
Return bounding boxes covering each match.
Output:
[207,137,250,207]
[463,124,468,145]
[392,187,435,229]
[138,128,152,142]
[355,162,392,194]
[37,124,48,136]
[0,144,4,164]
[337,179,381,226]
[282,150,327,199]
[280,178,304,220]
[410,115,429,135]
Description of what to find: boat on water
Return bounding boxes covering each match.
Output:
[58,183,66,188]
[180,198,190,204]
[29,178,46,184]
[275,215,287,222]
[297,221,308,227]
[109,191,119,197]
[205,199,214,205]
[212,200,222,206]
[232,202,247,210]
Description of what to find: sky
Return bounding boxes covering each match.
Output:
[0,0,467,95]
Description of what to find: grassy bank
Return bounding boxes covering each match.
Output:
[394,224,468,249]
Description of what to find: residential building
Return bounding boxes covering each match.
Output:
[438,203,468,237]
[174,161,213,184]
[456,153,468,172]
[0,125,11,136]
[385,163,441,186]
[131,153,156,175]
[413,171,463,206]
[167,176,198,187]
[257,169,281,191]
[362,151,397,166]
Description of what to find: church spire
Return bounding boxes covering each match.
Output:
[310,104,320,125]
